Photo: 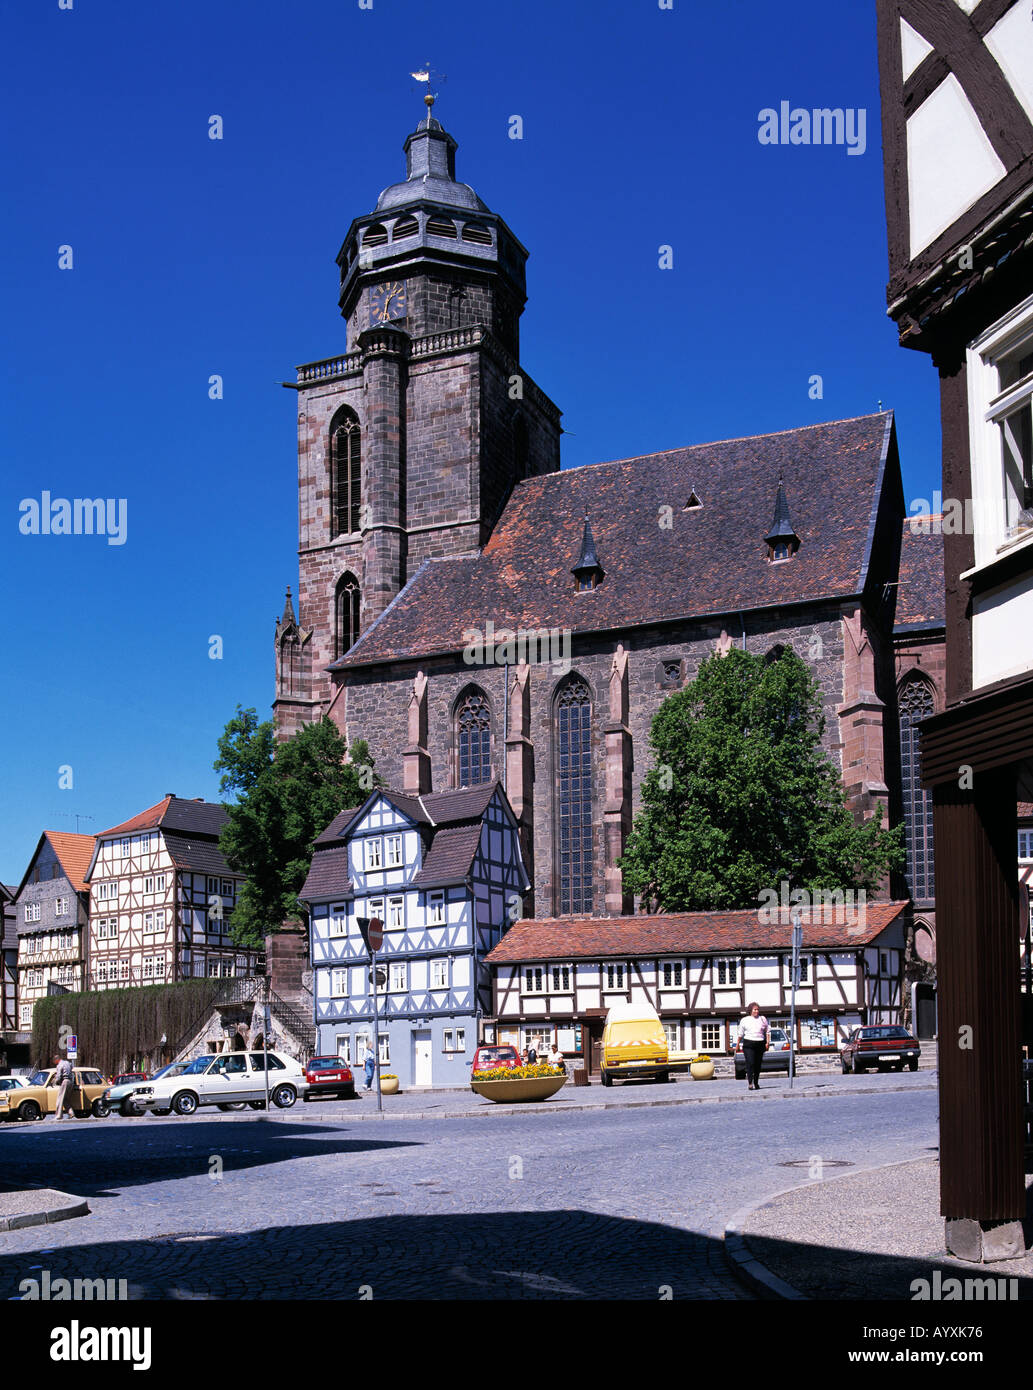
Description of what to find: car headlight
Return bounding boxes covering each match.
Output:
[137,1086,153,1095]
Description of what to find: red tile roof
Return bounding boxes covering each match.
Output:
[334,413,898,668]
[99,797,173,837]
[486,903,910,963]
[44,832,96,895]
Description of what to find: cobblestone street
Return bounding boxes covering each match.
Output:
[0,1089,938,1299]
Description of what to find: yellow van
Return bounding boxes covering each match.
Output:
[600,1002,671,1086]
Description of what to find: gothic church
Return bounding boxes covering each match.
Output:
[274,107,937,921]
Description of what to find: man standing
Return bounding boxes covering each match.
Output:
[735,1003,770,1091]
[52,1054,74,1120]
[362,1040,376,1093]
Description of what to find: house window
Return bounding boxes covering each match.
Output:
[880,952,889,974]
[336,1035,351,1063]
[430,959,448,990]
[55,897,68,917]
[117,959,130,982]
[523,965,546,994]
[443,1029,453,1051]
[699,1022,723,1051]
[428,891,445,925]
[456,687,492,787]
[97,917,118,941]
[385,835,403,868]
[330,409,362,538]
[899,678,936,901]
[97,881,117,901]
[387,896,404,930]
[19,1005,31,1028]
[1018,830,1033,861]
[335,573,361,660]
[604,963,626,991]
[331,968,349,997]
[143,956,155,980]
[25,937,38,955]
[378,1035,390,1065]
[144,877,154,893]
[716,958,738,986]
[786,955,810,984]
[120,838,131,858]
[330,905,348,937]
[550,963,573,993]
[24,903,41,923]
[661,961,684,988]
[156,874,166,891]
[389,962,407,993]
[556,676,593,914]
[663,1021,679,1051]
[365,839,383,871]
[367,898,385,929]
[144,912,154,933]
[995,337,1033,536]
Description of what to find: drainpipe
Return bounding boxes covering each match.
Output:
[738,612,746,652]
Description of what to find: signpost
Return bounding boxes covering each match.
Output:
[66,1033,77,1062]
[789,909,803,1089]
[356,916,385,1114]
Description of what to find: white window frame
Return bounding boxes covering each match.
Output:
[378,1035,390,1065]
[389,961,407,993]
[1019,829,1033,861]
[715,957,739,987]
[329,905,348,938]
[364,837,383,871]
[603,962,627,992]
[523,964,546,995]
[427,891,445,925]
[54,897,68,918]
[699,1021,723,1052]
[430,958,449,990]
[387,895,404,930]
[336,1035,351,1063]
[660,959,685,989]
[550,962,573,993]
[331,968,349,998]
[120,838,131,858]
[24,903,41,923]
[385,834,403,868]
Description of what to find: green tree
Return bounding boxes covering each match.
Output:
[214,712,378,948]
[618,648,904,912]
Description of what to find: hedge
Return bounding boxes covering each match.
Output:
[31,979,228,1076]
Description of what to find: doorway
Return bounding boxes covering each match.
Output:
[914,983,937,1039]
[413,1031,432,1087]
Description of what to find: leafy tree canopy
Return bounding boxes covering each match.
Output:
[618,648,904,912]
[214,708,378,948]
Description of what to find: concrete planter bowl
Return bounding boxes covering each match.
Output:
[690,1059,715,1081]
[380,1076,399,1095]
[470,1074,567,1104]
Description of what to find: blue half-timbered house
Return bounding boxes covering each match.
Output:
[299,783,529,1088]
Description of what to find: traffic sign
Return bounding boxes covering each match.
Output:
[355,916,384,954]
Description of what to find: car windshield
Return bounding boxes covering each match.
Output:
[861,1027,911,1040]
[153,1062,187,1080]
[182,1056,216,1075]
[28,1070,50,1086]
[308,1058,346,1071]
[476,1048,517,1065]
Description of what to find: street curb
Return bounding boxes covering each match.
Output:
[721,1156,937,1301]
[263,1077,937,1124]
[0,1188,90,1232]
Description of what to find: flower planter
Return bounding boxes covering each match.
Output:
[380,1076,399,1095]
[470,1074,566,1103]
[690,1060,715,1081]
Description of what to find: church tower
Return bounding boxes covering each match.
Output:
[274,102,563,736]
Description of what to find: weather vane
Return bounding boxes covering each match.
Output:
[410,63,447,117]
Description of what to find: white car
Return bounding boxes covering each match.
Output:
[0,1076,30,1092]
[135,1051,305,1116]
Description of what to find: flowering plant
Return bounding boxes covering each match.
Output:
[471,1064,565,1081]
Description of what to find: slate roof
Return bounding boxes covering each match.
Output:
[162,833,236,879]
[334,413,897,669]
[99,797,228,839]
[895,521,945,631]
[485,903,910,963]
[302,783,505,902]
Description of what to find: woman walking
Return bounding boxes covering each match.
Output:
[736,1002,769,1090]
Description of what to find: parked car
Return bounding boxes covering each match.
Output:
[302,1056,356,1101]
[600,1002,671,1086]
[134,1051,305,1116]
[112,1072,149,1087]
[0,1066,110,1122]
[470,1044,522,1073]
[0,1076,30,1092]
[841,1026,920,1074]
[102,1062,190,1117]
[733,1026,792,1080]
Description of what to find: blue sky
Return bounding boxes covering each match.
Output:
[0,0,943,883]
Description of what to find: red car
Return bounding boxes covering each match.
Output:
[302,1056,356,1101]
[471,1044,522,1073]
[112,1072,149,1086]
[841,1026,921,1074]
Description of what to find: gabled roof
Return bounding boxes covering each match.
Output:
[895,521,945,632]
[11,831,96,901]
[313,784,498,847]
[486,903,910,963]
[161,834,236,879]
[98,797,228,839]
[411,824,485,889]
[333,413,898,668]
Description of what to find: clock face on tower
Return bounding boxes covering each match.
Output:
[369,281,407,325]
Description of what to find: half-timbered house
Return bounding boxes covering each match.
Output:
[13,832,93,1026]
[0,883,25,1069]
[299,782,528,1088]
[876,0,1033,1261]
[84,797,262,988]
[486,904,911,1076]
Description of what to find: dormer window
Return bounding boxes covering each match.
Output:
[571,514,604,592]
[577,574,597,592]
[684,490,703,510]
[771,542,791,562]
[763,475,800,563]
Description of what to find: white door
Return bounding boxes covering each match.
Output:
[413,1032,432,1087]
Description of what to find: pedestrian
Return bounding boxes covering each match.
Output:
[362,1040,376,1092]
[525,1039,538,1065]
[546,1040,565,1072]
[52,1054,74,1120]
[735,1003,770,1090]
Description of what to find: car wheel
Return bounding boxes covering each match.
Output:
[841,1058,849,1074]
[217,1102,247,1111]
[657,1072,669,1084]
[600,1071,612,1087]
[302,1092,312,1102]
[152,1108,170,1116]
[91,1098,111,1118]
[120,1099,145,1117]
[72,1109,90,1118]
[17,1100,42,1122]
[272,1084,297,1109]
[248,1100,266,1110]
[852,1058,865,1074]
[908,1060,919,1072]
[172,1091,198,1116]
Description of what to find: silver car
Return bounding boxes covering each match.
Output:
[134,1051,304,1116]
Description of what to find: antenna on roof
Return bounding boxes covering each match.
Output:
[49,813,95,834]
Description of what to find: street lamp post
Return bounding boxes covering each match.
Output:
[789,909,803,1089]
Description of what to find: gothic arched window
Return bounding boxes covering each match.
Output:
[330,409,361,538]
[280,637,297,696]
[455,688,492,787]
[556,676,593,915]
[899,677,936,902]
[335,573,360,659]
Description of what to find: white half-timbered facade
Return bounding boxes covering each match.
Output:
[12,832,94,1028]
[300,782,529,1088]
[486,903,911,1074]
[84,796,263,989]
